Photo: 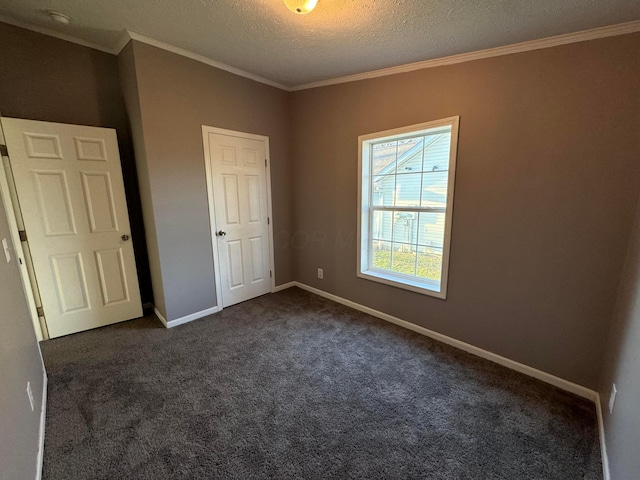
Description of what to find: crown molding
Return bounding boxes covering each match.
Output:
[2,15,639,93]
[290,20,640,91]
[118,30,290,91]
[0,14,116,54]
[114,30,133,55]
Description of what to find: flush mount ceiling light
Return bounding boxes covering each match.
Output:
[284,0,318,15]
[48,11,71,24]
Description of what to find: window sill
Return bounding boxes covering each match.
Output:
[358,269,447,299]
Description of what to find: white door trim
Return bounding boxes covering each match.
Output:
[202,126,276,309]
[0,119,45,341]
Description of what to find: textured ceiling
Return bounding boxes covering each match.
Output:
[0,0,639,87]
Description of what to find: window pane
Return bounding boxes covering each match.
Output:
[372,210,393,242]
[395,137,423,175]
[421,171,449,208]
[394,173,423,206]
[373,137,425,176]
[422,133,451,172]
[392,210,418,244]
[398,137,423,154]
[416,248,443,282]
[417,212,445,249]
[372,141,397,175]
[373,175,395,206]
[391,243,417,276]
[371,241,392,270]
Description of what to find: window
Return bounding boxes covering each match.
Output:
[357,117,459,299]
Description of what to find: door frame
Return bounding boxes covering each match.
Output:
[0,117,46,340]
[202,126,276,309]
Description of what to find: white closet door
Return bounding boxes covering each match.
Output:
[2,118,142,338]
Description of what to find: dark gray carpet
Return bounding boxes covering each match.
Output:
[41,287,602,479]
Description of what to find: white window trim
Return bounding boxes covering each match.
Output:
[357,116,460,299]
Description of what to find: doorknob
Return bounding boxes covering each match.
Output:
[217,230,227,237]
[121,234,130,241]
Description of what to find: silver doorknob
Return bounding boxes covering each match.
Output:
[217,230,227,237]
[121,234,130,241]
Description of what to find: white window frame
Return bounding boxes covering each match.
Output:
[357,116,459,299]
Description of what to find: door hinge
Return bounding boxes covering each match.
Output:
[270,270,272,278]
[18,230,27,242]
[36,306,44,317]
[0,144,8,156]
[267,217,270,225]
[265,159,267,167]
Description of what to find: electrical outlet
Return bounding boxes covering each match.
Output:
[609,384,617,414]
[2,238,10,263]
[317,268,323,279]
[26,381,34,412]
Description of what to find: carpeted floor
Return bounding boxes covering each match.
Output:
[40,287,602,479]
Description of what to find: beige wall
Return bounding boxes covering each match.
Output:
[119,41,293,321]
[290,32,640,389]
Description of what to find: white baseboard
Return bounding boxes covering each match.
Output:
[35,368,47,480]
[153,307,168,326]
[285,281,598,401]
[273,281,297,292]
[595,394,611,480]
[154,305,221,329]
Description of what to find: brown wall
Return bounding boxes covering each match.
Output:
[290,33,640,389]
[118,43,167,316]
[0,22,153,305]
[118,41,293,321]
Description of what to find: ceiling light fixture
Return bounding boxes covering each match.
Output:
[284,0,318,15]
[48,11,71,24]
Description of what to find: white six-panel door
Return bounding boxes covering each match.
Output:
[204,129,273,308]
[2,118,142,338]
